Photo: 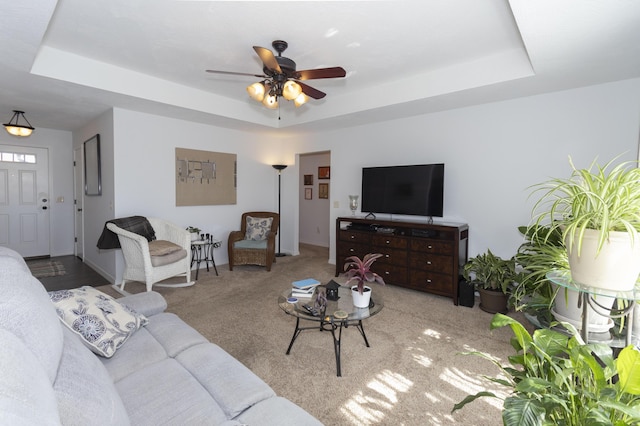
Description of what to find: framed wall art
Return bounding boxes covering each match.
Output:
[319,183,329,199]
[84,134,101,196]
[304,174,313,185]
[318,166,330,179]
[305,188,312,200]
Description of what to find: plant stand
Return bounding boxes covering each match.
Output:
[547,271,636,346]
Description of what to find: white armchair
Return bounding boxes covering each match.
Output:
[107,218,193,293]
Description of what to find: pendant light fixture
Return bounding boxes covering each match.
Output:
[4,110,35,137]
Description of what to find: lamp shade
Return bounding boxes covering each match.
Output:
[246,82,266,101]
[294,93,309,108]
[282,80,302,101]
[262,94,278,109]
[4,110,34,137]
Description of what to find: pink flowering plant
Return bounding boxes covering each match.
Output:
[344,253,386,294]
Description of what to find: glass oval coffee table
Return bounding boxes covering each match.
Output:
[278,283,383,377]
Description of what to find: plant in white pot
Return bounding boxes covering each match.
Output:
[531,156,640,291]
[186,226,201,241]
[344,253,385,308]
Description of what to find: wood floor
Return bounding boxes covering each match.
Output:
[29,255,110,292]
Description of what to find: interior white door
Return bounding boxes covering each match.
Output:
[74,146,84,259]
[0,145,50,257]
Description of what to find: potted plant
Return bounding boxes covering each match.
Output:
[186,226,201,241]
[530,156,640,291]
[462,249,517,314]
[514,224,616,332]
[452,313,640,425]
[344,253,386,308]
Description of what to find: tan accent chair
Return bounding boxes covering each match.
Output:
[228,212,279,271]
[107,218,193,293]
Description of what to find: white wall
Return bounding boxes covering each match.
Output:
[72,77,640,282]
[105,108,290,282]
[1,127,74,256]
[292,78,640,263]
[299,151,331,247]
[73,109,115,278]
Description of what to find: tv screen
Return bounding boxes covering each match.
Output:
[361,164,444,217]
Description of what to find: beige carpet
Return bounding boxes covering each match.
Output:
[98,244,523,425]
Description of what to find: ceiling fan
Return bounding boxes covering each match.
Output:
[206,40,346,109]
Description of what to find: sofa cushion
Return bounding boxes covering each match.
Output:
[115,358,229,425]
[150,248,187,267]
[0,328,60,425]
[53,327,130,425]
[176,343,276,419]
[234,239,267,250]
[245,216,273,241]
[148,239,182,256]
[237,396,324,426]
[0,256,63,384]
[49,286,148,358]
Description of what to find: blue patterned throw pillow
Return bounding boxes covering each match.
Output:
[48,286,148,358]
[245,216,273,241]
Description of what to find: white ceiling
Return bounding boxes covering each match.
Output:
[1,0,640,134]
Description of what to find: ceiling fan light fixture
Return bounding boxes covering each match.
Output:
[4,110,34,137]
[282,80,302,101]
[294,93,309,108]
[263,93,278,109]
[247,82,266,102]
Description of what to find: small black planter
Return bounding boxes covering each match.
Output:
[458,279,475,308]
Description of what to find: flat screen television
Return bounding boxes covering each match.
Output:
[361,163,444,217]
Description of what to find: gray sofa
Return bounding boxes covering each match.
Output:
[0,247,322,425]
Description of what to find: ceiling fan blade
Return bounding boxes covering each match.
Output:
[296,67,346,80]
[298,81,326,99]
[253,46,282,74]
[206,70,267,78]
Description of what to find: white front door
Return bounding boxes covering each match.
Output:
[0,145,50,257]
[74,146,84,259]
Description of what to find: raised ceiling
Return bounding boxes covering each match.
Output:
[2,0,640,133]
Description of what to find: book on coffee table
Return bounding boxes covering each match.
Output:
[292,278,320,290]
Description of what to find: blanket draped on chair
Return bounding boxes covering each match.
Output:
[97,216,157,249]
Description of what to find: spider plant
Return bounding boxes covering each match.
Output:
[530,155,640,255]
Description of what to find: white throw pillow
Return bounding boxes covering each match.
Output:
[48,286,148,358]
[245,216,273,241]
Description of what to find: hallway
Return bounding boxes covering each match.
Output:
[27,255,109,292]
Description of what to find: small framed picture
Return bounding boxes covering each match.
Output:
[318,166,330,179]
[304,174,313,185]
[319,183,329,199]
[305,188,312,200]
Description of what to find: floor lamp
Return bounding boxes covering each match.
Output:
[272,164,287,257]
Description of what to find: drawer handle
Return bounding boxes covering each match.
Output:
[426,279,432,284]
[427,245,433,249]
[426,260,432,265]
[385,254,390,258]
[384,271,390,275]
[350,235,355,239]
[385,240,391,244]
[349,248,355,252]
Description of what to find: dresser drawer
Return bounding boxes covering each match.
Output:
[372,264,407,285]
[377,248,408,266]
[372,234,408,250]
[410,239,454,255]
[407,270,454,295]
[408,253,453,274]
[337,243,369,264]
[339,230,371,245]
